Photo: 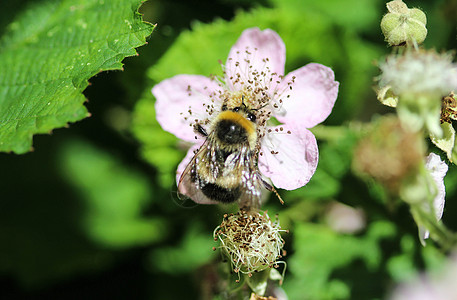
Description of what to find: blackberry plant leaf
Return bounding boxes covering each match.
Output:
[0,0,154,153]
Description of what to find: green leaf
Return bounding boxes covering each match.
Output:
[386,235,419,282]
[271,0,383,32]
[444,163,457,196]
[387,235,446,283]
[149,223,216,274]
[59,139,166,249]
[0,0,154,153]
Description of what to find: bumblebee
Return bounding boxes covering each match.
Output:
[178,97,276,207]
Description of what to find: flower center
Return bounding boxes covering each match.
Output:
[182,47,296,148]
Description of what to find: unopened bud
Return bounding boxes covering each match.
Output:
[381,0,427,46]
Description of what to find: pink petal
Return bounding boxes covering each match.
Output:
[152,74,222,142]
[225,28,285,90]
[258,125,318,190]
[275,63,339,129]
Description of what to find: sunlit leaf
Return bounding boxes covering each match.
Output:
[0,0,154,153]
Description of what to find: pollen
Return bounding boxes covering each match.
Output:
[218,46,295,128]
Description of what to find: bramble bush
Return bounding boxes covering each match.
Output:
[1,0,457,299]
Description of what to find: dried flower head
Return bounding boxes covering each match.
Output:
[431,93,457,163]
[353,115,425,192]
[214,210,286,278]
[440,92,457,124]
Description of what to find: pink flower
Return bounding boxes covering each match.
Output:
[152,28,338,201]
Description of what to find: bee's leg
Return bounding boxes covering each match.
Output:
[194,123,208,137]
[261,178,284,205]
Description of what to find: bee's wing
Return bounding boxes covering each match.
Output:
[237,169,264,209]
[177,141,219,205]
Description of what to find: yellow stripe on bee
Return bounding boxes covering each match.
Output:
[217,111,256,135]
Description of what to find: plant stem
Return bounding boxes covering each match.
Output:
[310,124,351,141]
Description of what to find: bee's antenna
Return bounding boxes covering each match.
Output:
[251,103,269,112]
[241,95,247,108]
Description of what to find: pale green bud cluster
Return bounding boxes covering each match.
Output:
[381,0,427,46]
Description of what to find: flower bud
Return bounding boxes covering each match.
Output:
[381,0,427,46]
[353,115,425,193]
[214,210,286,277]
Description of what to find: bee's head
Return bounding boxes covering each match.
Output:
[221,98,257,123]
[217,98,258,149]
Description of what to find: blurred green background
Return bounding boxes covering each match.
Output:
[1,0,457,299]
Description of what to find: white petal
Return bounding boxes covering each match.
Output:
[422,153,448,240]
[425,153,448,220]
